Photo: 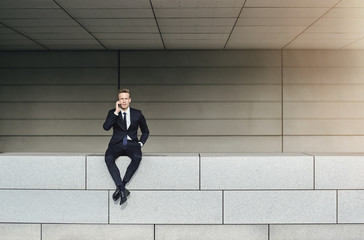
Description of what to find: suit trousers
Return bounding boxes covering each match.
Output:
[104,141,142,187]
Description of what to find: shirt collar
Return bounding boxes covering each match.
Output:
[121,107,130,115]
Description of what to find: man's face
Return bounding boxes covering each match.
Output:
[118,92,131,110]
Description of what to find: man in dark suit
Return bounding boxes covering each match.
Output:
[103,88,149,205]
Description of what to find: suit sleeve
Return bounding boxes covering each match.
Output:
[139,111,149,145]
[103,109,117,131]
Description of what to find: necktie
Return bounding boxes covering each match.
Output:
[122,112,127,145]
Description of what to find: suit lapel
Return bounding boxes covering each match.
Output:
[129,108,134,128]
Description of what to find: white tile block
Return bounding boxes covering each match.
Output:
[0,190,108,223]
[42,224,154,240]
[201,153,313,190]
[0,224,40,240]
[155,225,268,240]
[315,154,364,189]
[224,191,336,224]
[271,224,364,240]
[87,154,199,190]
[110,191,222,224]
[0,154,86,189]
[339,190,364,223]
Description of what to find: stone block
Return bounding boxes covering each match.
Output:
[270,224,364,240]
[87,154,199,190]
[0,224,40,240]
[315,154,364,189]
[339,190,364,223]
[42,224,154,240]
[155,225,268,240]
[0,154,86,189]
[224,190,336,224]
[201,153,313,189]
[110,191,222,224]
[0,190,108,223]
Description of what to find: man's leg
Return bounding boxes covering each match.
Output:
[104,147,124,188]
[105,145,130,205]
[123,143,142,185]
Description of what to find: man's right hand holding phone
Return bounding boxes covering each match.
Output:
[114,101,121,115]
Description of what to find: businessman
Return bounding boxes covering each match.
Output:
[103,88,149,205]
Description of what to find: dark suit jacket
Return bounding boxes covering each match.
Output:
[103,107,149,147]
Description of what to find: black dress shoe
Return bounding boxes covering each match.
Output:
[119,188,130,205]
[112,188,121,201]
[112,188,130,201]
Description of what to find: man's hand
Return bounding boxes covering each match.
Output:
[114,101,122,115]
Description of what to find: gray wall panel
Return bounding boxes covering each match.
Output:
[284,136,364,153]
[3,49,364,152]
[284,102,364,119]
[0,136,282,153]
[0,85,279,102]
[119,50,281,67]
[283,50,364,152]
[0,136,110,152]
[0,119,281,135]
[0,85,115,102]
[284,50,364,67]
[0,102,281,119]
[120,67,281,85]
[284,85,364,101]
[0,51,118,67]
[284,68,364,84]
[116,85,281,102]
[0,68,117,85]
[0,50,281,152]
[284,119,364,135]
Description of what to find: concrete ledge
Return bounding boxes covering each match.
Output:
[87,153,199,190]
[270,224,364,240]
[315,153,364,189]
[0,153,85,189]
[0,224,40,240]
[201,153,313,190]
[224,190,337,224]
[42,224,154,240]
[155,225,268,240]
[0,152,363,228]
[110,191,222,224]
[0,190,108,223]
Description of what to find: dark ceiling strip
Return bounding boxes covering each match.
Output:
[53,0,107,50]
[223,0,247,49]
[0,22,49,50]
[282,0,343,49]
[149,0,166,50]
